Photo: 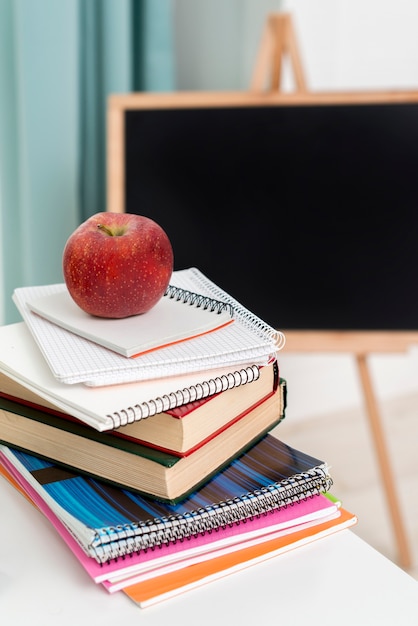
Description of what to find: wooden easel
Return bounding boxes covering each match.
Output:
[251,13,416,570]
[251,13,307,93]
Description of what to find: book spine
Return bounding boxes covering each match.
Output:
[107,364,261,428]
[90,466,333,564]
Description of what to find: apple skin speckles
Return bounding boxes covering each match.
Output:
[62,212,174,318]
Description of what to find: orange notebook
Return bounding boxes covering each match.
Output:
[123,507,357,608]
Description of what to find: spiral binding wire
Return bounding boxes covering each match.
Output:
[185,268,286,351]
[107,364,261,428]
[164,284,234,316]
[89,467,333,564]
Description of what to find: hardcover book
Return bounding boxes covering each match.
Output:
[0,381,286,501]
[0,360,279,456]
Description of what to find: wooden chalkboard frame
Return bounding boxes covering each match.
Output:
[106,89,418,569]
[107,88,418,216]
[107,89,418,336]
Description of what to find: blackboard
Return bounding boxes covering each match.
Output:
[107,91,418,331]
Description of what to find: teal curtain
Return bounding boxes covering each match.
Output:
[0,0,175,325]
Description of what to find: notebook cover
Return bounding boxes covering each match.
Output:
[123,508,357,608]
[12,267,284,386]
[0,363,281,456]
[0,457,338,590]
[25,284,234,358]
[0,433,332,561]
[0,322,263,431]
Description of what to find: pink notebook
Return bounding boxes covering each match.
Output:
[0,452,339,592]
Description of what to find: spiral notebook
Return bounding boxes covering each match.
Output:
[0,322,263,431]
[22,283,235,358]
[124,507,357,608]
[0,360,279,456]
[12,267,285,386]
[0,454,340,592]
[0,434,333,564]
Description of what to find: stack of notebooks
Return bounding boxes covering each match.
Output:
[0,267,357,607]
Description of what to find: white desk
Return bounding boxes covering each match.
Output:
[1,476,417,626]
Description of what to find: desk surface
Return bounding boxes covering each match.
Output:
[1,476,417,626]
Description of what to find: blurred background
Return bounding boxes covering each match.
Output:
[1,0,418,570]
[2,0,418,419]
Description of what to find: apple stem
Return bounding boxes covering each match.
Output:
[97,224,115,237]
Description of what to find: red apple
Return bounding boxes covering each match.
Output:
[62,212,174,318]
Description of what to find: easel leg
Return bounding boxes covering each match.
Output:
[356,354,411,569]
[250,13,307,93]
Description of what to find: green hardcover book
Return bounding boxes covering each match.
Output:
[0,379,286,503]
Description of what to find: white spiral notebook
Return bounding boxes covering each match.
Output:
[24,284,235,358]
[13,268,285,387]
[0,322,263,431]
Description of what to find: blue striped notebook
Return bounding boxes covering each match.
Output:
[0,434,333,564]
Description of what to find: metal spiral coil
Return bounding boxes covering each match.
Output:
[165,284,234,316]
[107,365,261,428]
[90,468,333,564]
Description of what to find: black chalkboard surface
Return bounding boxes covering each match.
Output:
[107,91,418,331]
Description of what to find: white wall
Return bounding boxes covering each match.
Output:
[282,0,418,91]
[175,0,418,422]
